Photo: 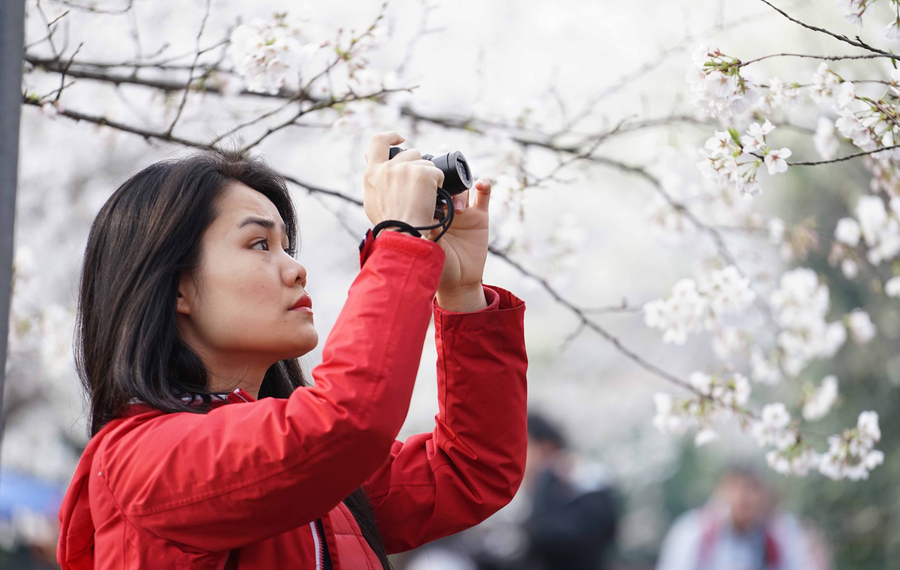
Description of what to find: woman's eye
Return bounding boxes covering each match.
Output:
[252,239,290,253]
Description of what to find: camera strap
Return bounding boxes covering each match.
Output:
[371,187,456,242]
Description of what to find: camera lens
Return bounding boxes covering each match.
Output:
[456,156,472,187]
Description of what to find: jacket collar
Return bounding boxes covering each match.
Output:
[124,387,256,416]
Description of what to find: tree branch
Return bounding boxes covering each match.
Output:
[740,51,898,67]
[757,0,899,59]
[789,143,900,166]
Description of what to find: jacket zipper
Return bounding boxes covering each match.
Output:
[310,518,331,570]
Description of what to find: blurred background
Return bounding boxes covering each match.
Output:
[5,0,899,568]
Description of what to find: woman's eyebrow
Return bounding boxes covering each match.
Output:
[238,216,287,236]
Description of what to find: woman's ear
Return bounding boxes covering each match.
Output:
[176,274,196,316]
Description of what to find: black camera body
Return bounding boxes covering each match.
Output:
[388,147,473,219]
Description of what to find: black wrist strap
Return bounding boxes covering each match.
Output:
[372,187,457,242]
[373,220,423,239]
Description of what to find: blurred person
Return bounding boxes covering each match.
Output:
[55,132,529,569]
[518,413,619,570]
[799,522,832,570]
[402,413,619,570]
[655,465,810,570]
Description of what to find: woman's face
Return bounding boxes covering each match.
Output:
[175,181,317,390]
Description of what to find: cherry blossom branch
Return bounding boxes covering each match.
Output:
[19,53,767,147]
[739,52,897,67]
[486,245,696,392]
[586,156,739,265]
[758,0,899,59]
[788,143,900,166]
[27,51,822,154]
[587,155,780,328]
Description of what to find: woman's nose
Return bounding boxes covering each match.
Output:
[285,258,308,289]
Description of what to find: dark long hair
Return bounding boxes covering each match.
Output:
[74,152,392,569]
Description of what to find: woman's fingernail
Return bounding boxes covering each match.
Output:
[454,199,466,211]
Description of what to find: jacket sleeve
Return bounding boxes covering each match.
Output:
[96,231,445,552]
[362,284,528,554]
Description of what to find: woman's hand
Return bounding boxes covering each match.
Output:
[363,132,444,229]
[431,179,492,312]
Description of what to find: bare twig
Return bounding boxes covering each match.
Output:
[789,143,900,166]
[396,0,444,77]
[487,245,695,391]
[50,0,134,15]
[529,118,632,187]
[22,96,213,149]
[33,0,65,58]
[166,0,212,136]
[58,39,228,71]
[584,299,645,314]
[54,42,83,103]
[757,0,899,59]
[740,52,897,67]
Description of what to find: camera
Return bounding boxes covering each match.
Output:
[388,147,473,220]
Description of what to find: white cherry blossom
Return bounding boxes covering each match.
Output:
[230,19,317,94]
[838,81,856,107]
[814,117,840,160]
[885,276,900,296]
[841,259,859,279]
[802,375,839,421]
[764,148,792,175]
[811,63,841,104]
[766,446,821,477]
[835,217,861,247]
[847,309,876,344]
[769,268,847,376]
[644,266,755,344]
[751,403,797,450]
[819,411,883,480]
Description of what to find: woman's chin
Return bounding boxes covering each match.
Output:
[292,335,319,356]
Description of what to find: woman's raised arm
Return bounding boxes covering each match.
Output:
[362,284,528,553]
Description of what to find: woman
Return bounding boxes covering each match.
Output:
[56,131,528,569]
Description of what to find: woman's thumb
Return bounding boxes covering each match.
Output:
[472,179,492,211]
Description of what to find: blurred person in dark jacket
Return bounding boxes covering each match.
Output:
[402,413,620,570]
[520,413,619,570]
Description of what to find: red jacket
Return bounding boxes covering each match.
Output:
[57,230,528,569]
